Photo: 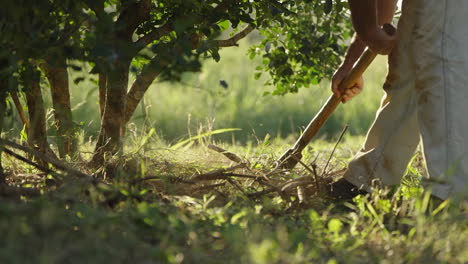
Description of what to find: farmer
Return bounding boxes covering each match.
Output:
[328,0,468,203]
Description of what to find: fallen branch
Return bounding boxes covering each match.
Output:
[191,164,245,181]
[227,173,258,179]
[247,188,275,198]
[3,147,54,175]
[130,176,195,185]
[280,177,314,193]
[255,178,281,190]
[0,139,95,182]
[193,182,225,192]
[226,178,248,196]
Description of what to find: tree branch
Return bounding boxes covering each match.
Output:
[268,0,297,16]
[134,0,239,49]
[124,58,165,124]
[9,91,30,132]
[116,0,153,40]
[125,24,255,124]
[135,22,173,48]
[211,25,254,47]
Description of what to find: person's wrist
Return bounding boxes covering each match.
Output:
[353,35,366,47]
[339,62,353,72]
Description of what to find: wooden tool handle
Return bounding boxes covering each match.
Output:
[340,49,377,90]
[276,24,396,169]
[275,49,377,169]
[293,48,377,150]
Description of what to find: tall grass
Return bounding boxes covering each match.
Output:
[128,37,388,144]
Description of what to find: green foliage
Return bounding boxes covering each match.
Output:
[0,0,355,160]
[1,0,352,92]
[251,0,353,95]
[0,0,84,84]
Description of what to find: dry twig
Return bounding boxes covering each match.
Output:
[322,125,348,176]
[226,178,248,196]
[297,186,305,204]
[296,159,320,194]
[193,182,226,192]
[191,164,244,181]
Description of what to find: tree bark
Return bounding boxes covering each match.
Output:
[98,73,107,119]
[24,68,52,162]
[91,59,130,165]
[124,62,163,125]
[0,80,7,183]
[40,59,77,158]
[10,90,30,132]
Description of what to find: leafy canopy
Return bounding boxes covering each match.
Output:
[0,0,352,94]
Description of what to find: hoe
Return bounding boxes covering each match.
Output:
[276,24,396,170]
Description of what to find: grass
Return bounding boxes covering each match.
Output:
[1,134,467,264]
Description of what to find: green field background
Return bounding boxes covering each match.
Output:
[12,37,389,145]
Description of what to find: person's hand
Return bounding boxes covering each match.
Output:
[362,26,396,55]
[331,66,364,103]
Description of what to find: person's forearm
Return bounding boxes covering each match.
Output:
[377,0,398,25]
[340,35,366,70]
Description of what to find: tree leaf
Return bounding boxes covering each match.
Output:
[219,80,228,89]
[328,218,343,233]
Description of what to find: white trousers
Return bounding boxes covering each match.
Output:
[344,0,468,200]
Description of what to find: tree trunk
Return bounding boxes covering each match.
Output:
[124,62,162,125]
[98,73,107,118]
[10,90,30,132]
[91,60,130,165]
[0,80,7,183]
[40,60,77,158]
[24,68,52,162]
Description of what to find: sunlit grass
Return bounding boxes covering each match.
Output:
[61,37,388,145]
[1,135,466,264]
[133,38,388,143]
